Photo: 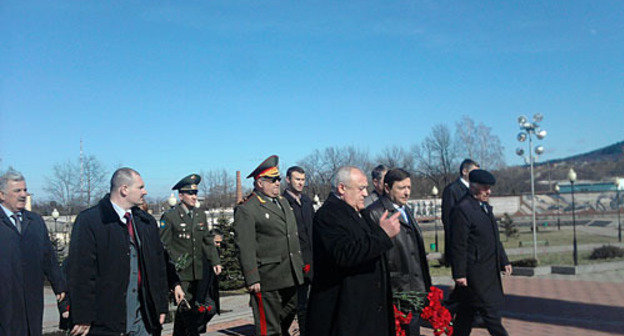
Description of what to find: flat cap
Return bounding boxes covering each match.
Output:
[247,155,280,179]
[172,173,201,191]
[469,169,496,186]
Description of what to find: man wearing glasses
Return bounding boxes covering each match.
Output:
[160,174,222,335]
[233,155,305,336]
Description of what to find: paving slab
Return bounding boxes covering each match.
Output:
[44,269,624,336]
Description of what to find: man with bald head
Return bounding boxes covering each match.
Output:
[307,166,401,336]
[69,168,169,336]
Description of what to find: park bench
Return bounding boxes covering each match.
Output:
[518,240,549,247]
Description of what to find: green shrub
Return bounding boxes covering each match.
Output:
[589,245,624,260]
[510,258,538,267]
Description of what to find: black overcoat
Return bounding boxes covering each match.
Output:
[363,196,431,293]
[0,209,66,336]
[441,177,468,264]
[307,194,395,336]
[282,191,315,281]
[449,195,510,307]
[68,196,169,335]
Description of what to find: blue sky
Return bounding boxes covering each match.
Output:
[1,1,623,200]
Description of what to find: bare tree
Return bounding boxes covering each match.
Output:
[80,155,107,207]
[375,145,414,170]
[455,115,506,170]
[201,169,236,209]
[298,145,371,198]
[44,160,80,212]
[412,124,457,187]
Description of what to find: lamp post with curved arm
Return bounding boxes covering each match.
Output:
[516,114,547,261]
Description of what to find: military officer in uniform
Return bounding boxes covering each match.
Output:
[160,174,222,336]
[233,155,305,336]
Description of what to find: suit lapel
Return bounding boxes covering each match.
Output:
[20,211,32,234]
[0,210,20,234]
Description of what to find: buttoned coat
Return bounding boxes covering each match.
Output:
[450,195,510,307]
[68,196,169,335]
[0,209,66,336]
[233,191,304,291]
[363,196,431,293]
[160,204,220,282]
[442,177,469,264]
[307,194,395,336]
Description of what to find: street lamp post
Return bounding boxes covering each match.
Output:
[616,178,624,243]
[168,193,177,208]
[554,184,560,230]
[52,208,60,233]
[432,186,439,252]
[516,114,547,261]
[568,168,578,266]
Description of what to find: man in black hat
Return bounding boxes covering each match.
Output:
[160,173,222,335]
[233,155,305,336]
[449,169,512,336]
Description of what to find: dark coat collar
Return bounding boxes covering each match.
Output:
[325,193,363,222]
[98,195,145,226]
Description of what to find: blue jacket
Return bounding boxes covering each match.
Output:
[0,209,66,336]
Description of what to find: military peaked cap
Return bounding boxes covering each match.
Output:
[172,173,201,191]
[247,155,280,179]
[469,169,496,186]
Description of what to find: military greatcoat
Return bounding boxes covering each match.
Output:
[160,204,220,282]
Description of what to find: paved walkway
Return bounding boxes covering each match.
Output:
[43,269,624,336]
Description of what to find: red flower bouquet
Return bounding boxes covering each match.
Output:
[393,286,453,336]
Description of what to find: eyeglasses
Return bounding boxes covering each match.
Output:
[181,190,199,195]
[262,176,282,183]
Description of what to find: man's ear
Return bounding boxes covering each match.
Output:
[384,183,390,195]
[337,182,347,195]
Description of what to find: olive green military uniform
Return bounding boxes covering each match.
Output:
[159,173,221,336]
[160,204,221,299]
[234,191,305,336]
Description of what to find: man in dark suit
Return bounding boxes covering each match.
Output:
[442,159,479,265]
[364,168,431,336]
[233,155,304,336]
[450,169,512,336]
[307,166,401,336]
[0,170,66,336]
[282,166,314,336]
[68,168,169,336]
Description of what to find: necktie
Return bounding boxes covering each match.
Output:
[124,212,141,286]
[11,214,22,233]
[273,198,283,211]
[480,202,488,214]
[398,207,409,223]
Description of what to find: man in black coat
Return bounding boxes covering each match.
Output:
[363,168,431,336]
[307,166,401,336]
[442,159,479,266]
[0,170,66,336]
[450,169,512,336]
[68,168,169,336]
[282,166,315,336]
